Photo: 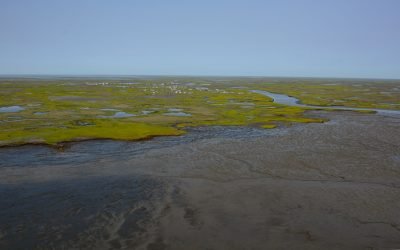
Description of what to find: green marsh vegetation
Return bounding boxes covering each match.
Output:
[0,77,398,146]
[252,80,400,110]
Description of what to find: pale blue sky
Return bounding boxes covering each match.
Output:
[1,0,399,78]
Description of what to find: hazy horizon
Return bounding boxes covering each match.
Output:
[1,74,399,81]
[1,0,399,79]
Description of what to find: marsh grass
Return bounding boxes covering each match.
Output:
[1,78,396,146]
[254,82,400,110]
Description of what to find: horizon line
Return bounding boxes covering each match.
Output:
[0,74,399,81]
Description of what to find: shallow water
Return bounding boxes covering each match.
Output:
[0,106,24,113]
[0,126,283,248]
[141,110,155,115]
[0,112,399,249]
[99,111,136,118]
[167,108,183,112]
[251,90,400,115]
[163,112,191,117]
[0,175,165,249]
[100,108,120,111]
[0,126,281,168]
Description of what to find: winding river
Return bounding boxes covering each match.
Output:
[251,90,400,116]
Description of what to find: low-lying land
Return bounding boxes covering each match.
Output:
[0,77,399,146]
[1,77,399,249]
[256,79,400,110]
[1,111,399,249]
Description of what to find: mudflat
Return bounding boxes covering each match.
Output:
[1,110,399,249]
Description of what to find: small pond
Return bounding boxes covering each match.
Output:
[0,106,25,113]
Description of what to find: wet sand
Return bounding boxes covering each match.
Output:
[0,111,399,249]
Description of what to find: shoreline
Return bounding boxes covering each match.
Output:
[1,110,399,249]
[0,108,377,149]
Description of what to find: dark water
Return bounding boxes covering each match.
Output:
[0,126,278,168]
[0,176,165,249]
[0,126,278,249]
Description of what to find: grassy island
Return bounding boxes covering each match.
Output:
[0,77,398,146]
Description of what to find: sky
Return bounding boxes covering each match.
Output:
[0,0,399,78]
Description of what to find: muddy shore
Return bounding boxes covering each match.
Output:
[0,111,399,249]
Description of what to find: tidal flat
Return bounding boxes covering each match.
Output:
[0,77,400,249]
